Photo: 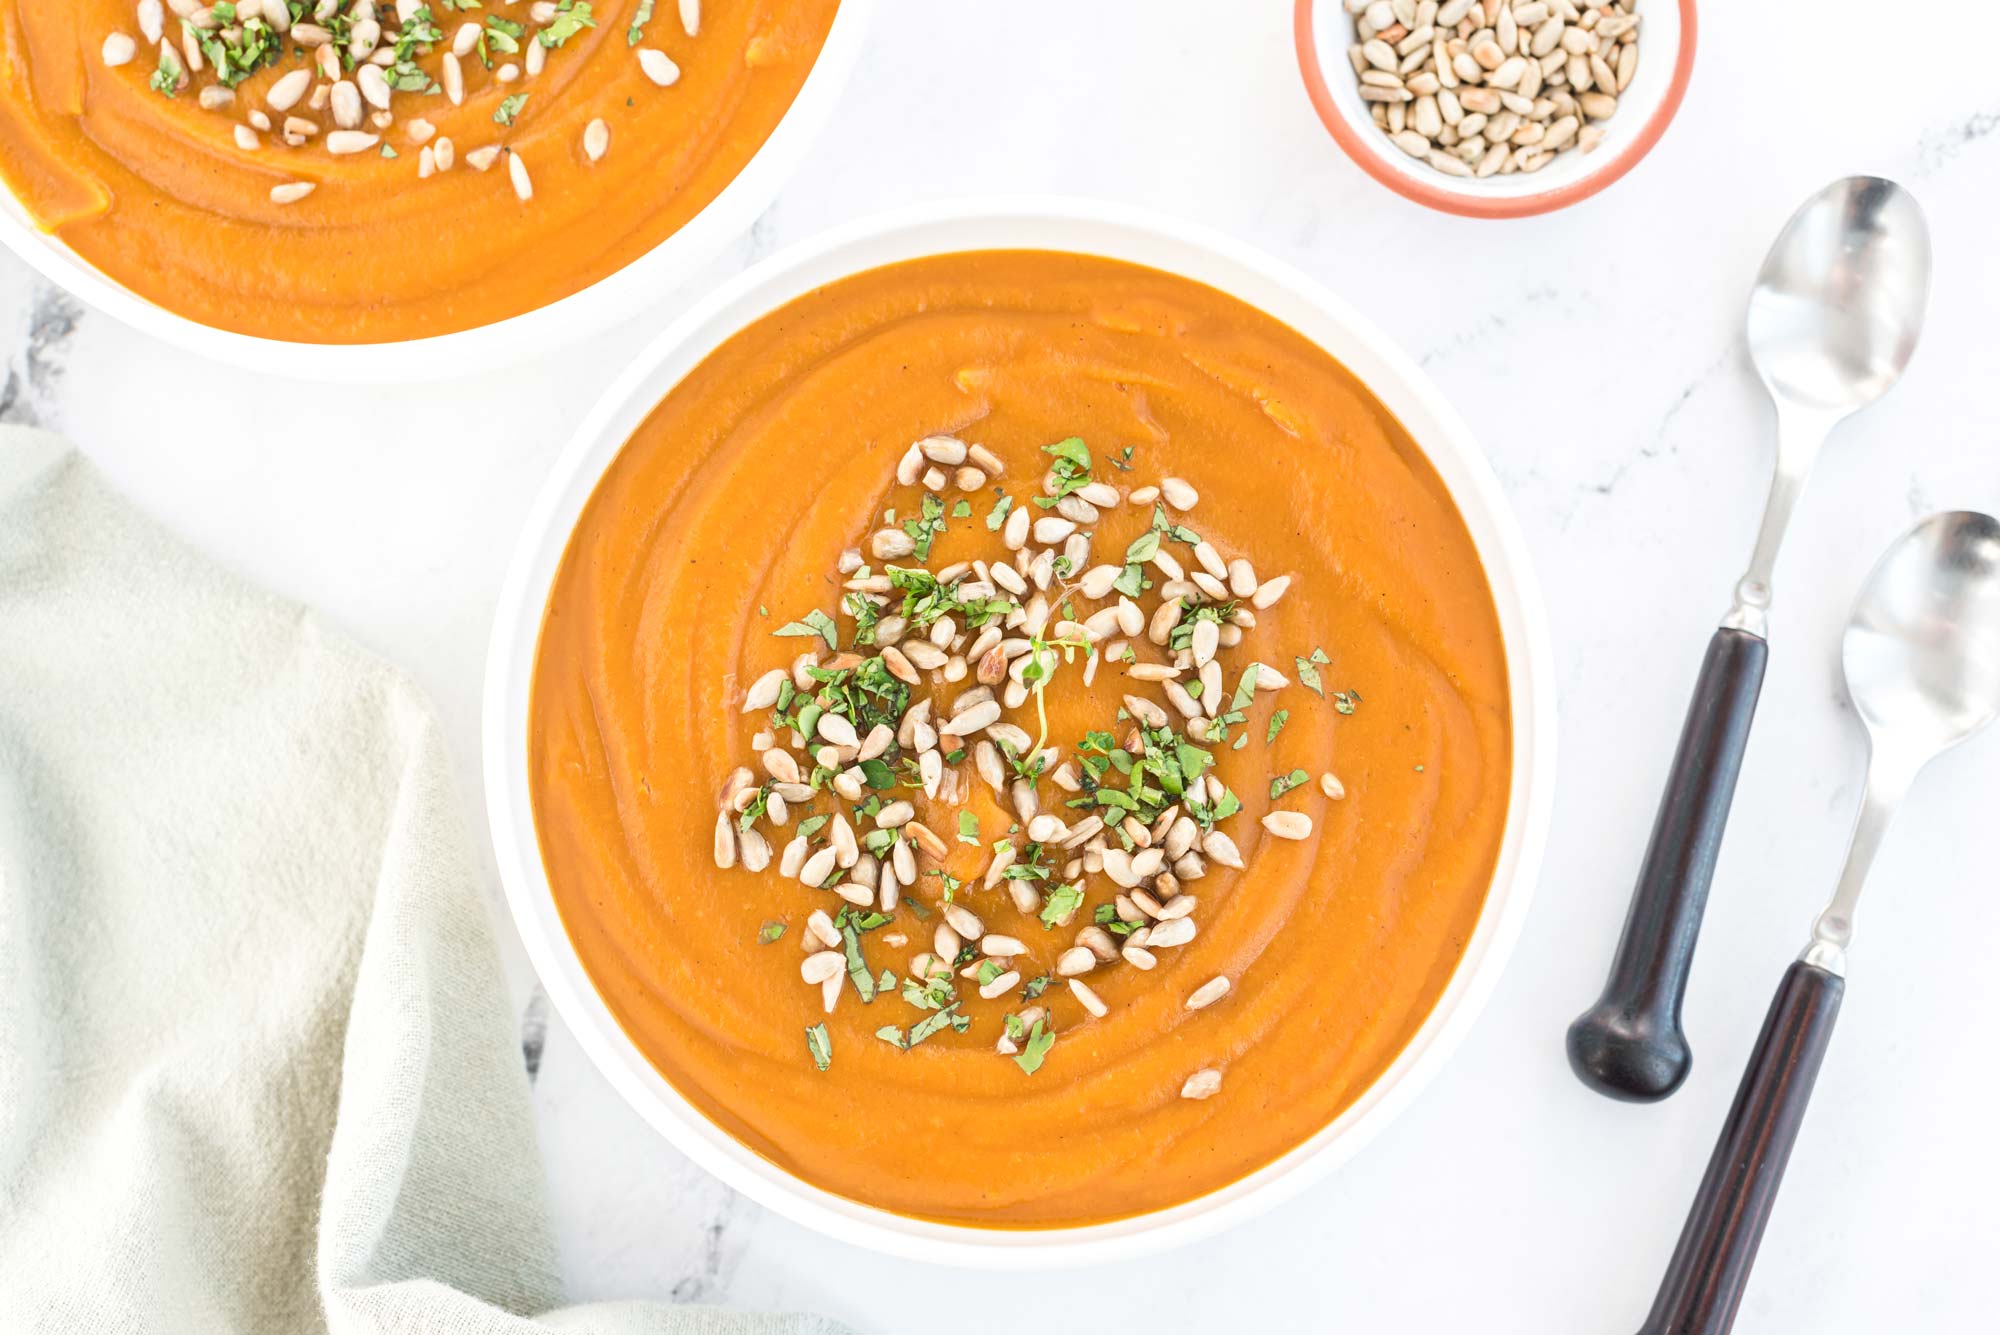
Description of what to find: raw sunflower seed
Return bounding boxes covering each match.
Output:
[638,48,681,86]
[1181,1068,1223,1100]
[1186,976,1231,1010]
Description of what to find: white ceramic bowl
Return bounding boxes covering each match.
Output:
[483,198,1557,1267]
[1295,0,1695,218]
[0,0,874,383]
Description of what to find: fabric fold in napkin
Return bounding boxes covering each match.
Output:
[0,429,852,1335]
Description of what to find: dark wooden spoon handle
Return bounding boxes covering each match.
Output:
[1568,626,1769,1101]
[1639,960,1844,1335]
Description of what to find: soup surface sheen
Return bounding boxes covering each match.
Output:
[0,1,837,342]
[529,250,1511,1227]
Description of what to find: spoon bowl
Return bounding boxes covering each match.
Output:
[1844,511,2000,758]
[1746,176,1931,418]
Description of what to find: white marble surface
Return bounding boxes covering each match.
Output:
[6,2,1999,1330]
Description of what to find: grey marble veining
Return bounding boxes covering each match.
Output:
[0,285,81,428]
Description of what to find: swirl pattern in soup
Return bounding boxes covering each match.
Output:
[529,250,1511,1227]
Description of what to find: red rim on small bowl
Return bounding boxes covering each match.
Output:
[1293,0,1698,219]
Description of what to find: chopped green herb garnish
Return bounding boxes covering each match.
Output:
[839,918,877,1003]
[1270,768,1310,800]
[479,14,525,65]
[757,920,786,944]
[1094,902,1145,936]
[1043,437,1091,474]
[1039,882,1084,928]
[901,492,948,561]
[805,1022,832,1071]
[149,43,185,97]
[1150,501,1202,547]
[985,494,1014,530]
[841,591,883,645]
[1124,528,1161,565]
[627,0,655,44]
[907,1003,966,1047]
[1230,664,1262,712]
[494,93,528,126]
[1296,646,1329,697]
[1013,1018,1055,1074]
[539,0,596,47]
[957,810,979,845]
[1267,709,1289,744]
[902,967,954,1012]
[885,566,1013,632]
[1192,785,1242,826]
[928,868,964,902]
[1169,601,1236,653]
[773,608,839,650]
[735,783,772,832]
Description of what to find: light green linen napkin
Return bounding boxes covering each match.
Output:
[0,429,855,1335]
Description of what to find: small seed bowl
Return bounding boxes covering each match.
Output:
[1294,0,1695,218]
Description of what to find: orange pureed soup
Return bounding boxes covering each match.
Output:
[529,251,1511,1227]
[0,1,838,342]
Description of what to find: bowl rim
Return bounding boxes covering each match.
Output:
[1292,0,1698,220]
[481,195,1558,1268]
[0,0,875,383]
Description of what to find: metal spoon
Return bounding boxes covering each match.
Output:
[1568,177,1933,1101]
[1639,511,2000,1334]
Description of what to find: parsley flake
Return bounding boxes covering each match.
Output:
[773,608,839,650]
[1267,709,1290,744]
[627,0,655,44]
[1038,882,1083,928]
[839,916,877,1003]
[1013,1018,1055,1074]
[907,1003,966,1047]
[539,0,596,47]
[901,493,949,561]
[1295,646,1329,697]
[1270,768,1310,800]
